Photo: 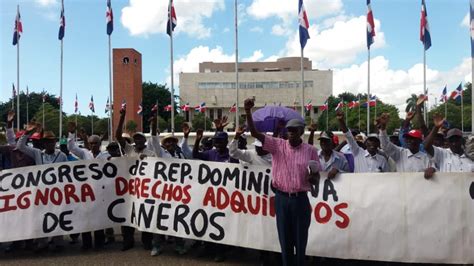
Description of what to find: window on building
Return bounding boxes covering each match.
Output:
[217,109,223,119]
[252,68,258,72]
[209,109,215,121]
[122,57,129,64]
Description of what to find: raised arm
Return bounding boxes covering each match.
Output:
[213,116,229,132]
[192,129,207,160]
[244,98,265,144]
[6,111,16,145]
[180,123,193,158]
[424,114,445,157]
[307,121,317,145]
[415,95,429,137]
[229,126,252,163]
[377,113,401,161]
[67,122,93,160]
[16,123,41,161]
[115,107,127,149]
[336,111,361,156]
[149,113,164,157]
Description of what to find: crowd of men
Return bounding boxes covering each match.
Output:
[0,97,473,266]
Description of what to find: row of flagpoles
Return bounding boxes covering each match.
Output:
[9,0,474,136]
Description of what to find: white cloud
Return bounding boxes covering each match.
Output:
[121,0,225,38]
[35,0,58,7]
[334,56,471,114]
[250,26,263,33]
[284,16,386,68]
[461,12,469,28]
[223,27,230,33]
[242,50,264,62]
[247,0,343,36]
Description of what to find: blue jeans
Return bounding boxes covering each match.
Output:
[275,191,311,266]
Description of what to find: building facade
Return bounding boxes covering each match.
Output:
[180,57,332,125]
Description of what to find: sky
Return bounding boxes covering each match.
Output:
[0,0,472,118]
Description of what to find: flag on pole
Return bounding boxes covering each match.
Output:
[298,0,310,49]
[319,100,328,111]
[366,0,376,48]
[151,104,158,112]
[420,0,431,50]
[121,99,127,110]
[471,0,474,57]
[42,93,46,103]
[74,94,78,113]
[166,0,177,36]
[105,97,110,113]
[440,86,448,102]
[195,102,206,113]
[450,83,463,102]
[106,0,113,35]
[229,103,237,113]
[137,102,143,115]
[12,83,16,98]
[305,100,312,111]
[180,103,190,111]
[348,100,360,109]
[12,8,22,46]
[58,3,65,40]
[361,95,377,107]
[89,96,95,113]
[164,104,172,112]
[335,101,344,111]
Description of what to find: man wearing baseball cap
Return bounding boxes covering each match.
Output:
[423,115,473,176]
[244,98,320,266]
[318,130,350,178]
[377,113,430,172]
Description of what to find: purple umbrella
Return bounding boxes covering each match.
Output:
[251,106,304,133]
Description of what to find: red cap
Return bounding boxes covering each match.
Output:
[15,130,25,139]
[30,132,42,140]
[403,129,423,140]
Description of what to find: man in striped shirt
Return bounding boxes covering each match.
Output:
[244,98,320,266]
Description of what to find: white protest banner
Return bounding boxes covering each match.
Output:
[0,157,472,264]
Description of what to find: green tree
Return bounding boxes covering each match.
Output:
[32,103,61,136]
[125,120,138,134]
[192,113,212,130]
[141,82,178,132]
[405,94,418,113]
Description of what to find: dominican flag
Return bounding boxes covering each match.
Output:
[58,3,65,40]
[12,84,16,98]
[89,96,95,112]
[305,100,312,111]
[151,104,158,112]
[348,100,360,109]
[440,86,448,102]
[471,0,474,57]
[195,102,206,113]
[229,103,237,113]
[137,102,143,115]
[74,94,78,113]
[106,0,113,35]
[105,97,110,113]
[450,83,463,101]
[362,95,377,107]
[164,104,172,112]
[335,101,344,111]
[121,99,127,110]
[12,8,22,46]
[180,102,190,111]
[366,0,375,48]
[298,0,310,49]
[167,0,177,36]
[420,0,431,50]
[319,100,328,111]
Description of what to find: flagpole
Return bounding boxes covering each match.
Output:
[16,5,20,131]
[42,96,45,127]
[59,0,64,138]
[108,35,113,140]
[300,49,305,117]
[26,87,29,123]
[461,88,464,132]
[444,98,447,119]
[91,112,94,135]
[326,109,328,131]
[168,0,175,135]
[374,97,377,124]
[345,102,348,128]
[423,48,427,124]
[367,48,370,134]
[358,95,361,130]
[234,0,240,129]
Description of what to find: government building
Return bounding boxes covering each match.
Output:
[179,57,333,125]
